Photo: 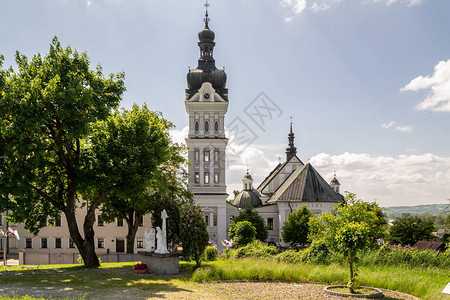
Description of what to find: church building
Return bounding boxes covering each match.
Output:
[185,7,344,248]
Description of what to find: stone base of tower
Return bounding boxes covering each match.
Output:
[193,193,229,253]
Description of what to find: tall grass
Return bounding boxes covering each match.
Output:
[189,258,448,300]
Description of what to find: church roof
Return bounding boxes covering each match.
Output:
[233,190,262,209]
[257,155,304,194]
[267,163,344,203]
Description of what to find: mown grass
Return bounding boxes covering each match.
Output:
[185,259,449,300]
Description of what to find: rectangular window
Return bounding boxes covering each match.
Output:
[205,215,209,227]
[41,238,48,249]
[0,214,2,226]
[204,150,210,162]
[195,149,199,162]
[267,218,274,230]
[136,238,144,249]
[55,216,62,227]
[194,172,200,184]
[97,215,104,227]
[55,238,62,249]
[97,238,105,249]
[213,214,217,226]
[26,238,33,249]
[214,172,219,184]
[117,219,124,227]
[68,238,75,249]
[214,150,219,162]
[204,172,210,184]
[138,215,144,227]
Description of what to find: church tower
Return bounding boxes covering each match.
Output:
[185,4,229,249]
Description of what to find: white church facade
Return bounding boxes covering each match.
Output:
[184,9,344,250]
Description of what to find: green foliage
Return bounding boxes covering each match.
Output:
[309,194,384,292]
[203,245,218,261]
[228,221,256,247]
[233,240,277,259]
[387,217,435,245]
[230,206,268,242]
[302,240,331,264]
[95,104,189,253]
[358,245,450,269]
[384,204,449,216]
[180,201,209,268]
[281,206,313,246]
[0,37,124,267]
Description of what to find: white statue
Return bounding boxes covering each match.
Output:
[144,228,156,252]
[155,209,169,254]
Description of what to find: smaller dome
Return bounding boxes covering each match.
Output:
[233,190,262,209]
[330,177,340,186]
[243,173,253,180]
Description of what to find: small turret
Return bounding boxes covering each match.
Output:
[329,171,341,194]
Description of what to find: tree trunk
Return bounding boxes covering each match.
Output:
[83,210,100,267]
[348,254,355,293]
[126,212,140,254]
[64,202,100,267]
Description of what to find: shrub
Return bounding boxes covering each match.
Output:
[234,240,278,259]
[275,249,303,264]
[228,220,257,247]
[203,245,218,261]
[302,240,331,264]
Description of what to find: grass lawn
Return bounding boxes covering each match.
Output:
[0,260,448,299]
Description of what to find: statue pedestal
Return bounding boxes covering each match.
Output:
[137,252,179,275]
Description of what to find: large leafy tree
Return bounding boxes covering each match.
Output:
[179,201,209,268]
[231,206,268,242]
[281,206,313,247]
[309,195,387,292]
[85,104,186,254]
[0,37,127,267]
[387,217,434,246]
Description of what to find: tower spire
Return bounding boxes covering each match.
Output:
[286,118,297,161]
[204,0,210,28]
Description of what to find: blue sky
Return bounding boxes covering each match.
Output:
[1,0,450,207]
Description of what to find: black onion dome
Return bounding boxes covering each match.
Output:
[233,190,262,209]
[330,177,340,186]
[186,10,228,101]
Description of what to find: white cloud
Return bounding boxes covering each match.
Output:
[401,59,450,112]
[395,125,413,132]
[310,152,450,206]
[170,127,450,207]
[310,2,331,12]
[382,121,396,129]
[281,0,422,18]
[281,0,308,14]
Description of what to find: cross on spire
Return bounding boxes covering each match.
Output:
[204,0,210,27]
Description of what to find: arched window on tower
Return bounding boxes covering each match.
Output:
[204,120,209,133]
[214,120,219,133]
[195,120,199,133]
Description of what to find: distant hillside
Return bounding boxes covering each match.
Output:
[383,204,449,216]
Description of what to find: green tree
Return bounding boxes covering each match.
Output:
[94,104,188,253]
[179,201,209,268]
[309,194,385,292]
[231,206,268,242]
[387,217,435,245]
[281,206,313,246]
[0,37,125,267]
[228,221,257,247]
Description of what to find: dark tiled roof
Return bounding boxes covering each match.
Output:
[268,163,344,203]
